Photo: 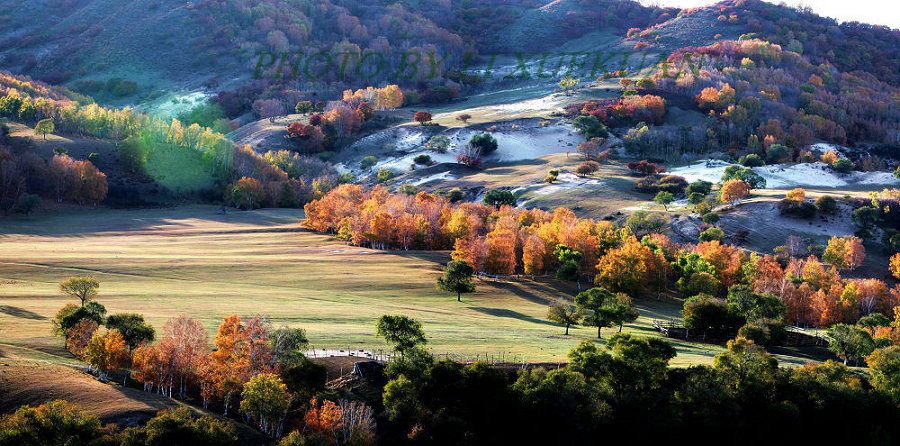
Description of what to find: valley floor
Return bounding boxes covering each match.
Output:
[0,206,832,367]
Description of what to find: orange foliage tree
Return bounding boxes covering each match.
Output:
[65,318,99,359]
[719,179,750,205]
[823,236,865,270]
[84,329,130,380]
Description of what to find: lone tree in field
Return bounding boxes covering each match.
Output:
[456,113,471,124]
[376,315,427,353]
[654,191,674,211]
[35,118,54,140]
[437,260,476,302]
[414,111,432,126]
[719,179,750,206]
[59,277,100,307]
[547,299,584,335]
[558,75,579,94]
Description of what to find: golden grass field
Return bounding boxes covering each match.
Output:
[0,205,835,368]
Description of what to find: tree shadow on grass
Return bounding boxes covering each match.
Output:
[0,305,46,320]
[468,307,558,327]
[487,279,568,306]
[768,346,836,363]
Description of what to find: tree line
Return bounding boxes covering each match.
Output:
[305,185,900,332]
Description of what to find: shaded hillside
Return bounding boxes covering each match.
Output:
[632,1,900,86]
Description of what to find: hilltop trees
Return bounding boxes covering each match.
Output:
[437,260,475,302]
[302,186,899,330]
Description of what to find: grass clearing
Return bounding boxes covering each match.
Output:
[143,143,216,193]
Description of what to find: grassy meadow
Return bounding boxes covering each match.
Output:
[0,206,829,367]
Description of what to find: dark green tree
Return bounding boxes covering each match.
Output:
[573,115,609,140]
[437,260,476,302]
[269,326,309,366]
[826,323,875,365]
[483,189,516,207]
[106,313,155,351]
[553,245,582,283]
[376,315,427,353]
[574,287,615,338]
[469,133,498,154]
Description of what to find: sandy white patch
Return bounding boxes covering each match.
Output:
[519,171,604,197]
[670,160,899,189]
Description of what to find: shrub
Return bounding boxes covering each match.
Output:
[399,184,418,195]
[765,144,790,164]
[426,135,450,153]
[657,175,688,194]
[833,158,853,173]
[376,169,396,184]
[683,294,732,329]
[688,192,706,205]
[13,193,41,216]
[122,407,238,445]
[413,154,432,165]
[0,400,111,445]
[484,189,516,207]
[414,111,432,125]
[685,180,713,196]
[573,115,608,140]
[445,188,465,202]
[778,199,817,218]
[360,156,377,169]
[575,161,600,176]
[627,160,665,175]
[337,172,356,184]
[699,227,725,242]
[702,213,720,224]
[469,133,498,155]
[739,154,765,167]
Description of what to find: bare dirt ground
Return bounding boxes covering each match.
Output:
[0,344,185,427]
